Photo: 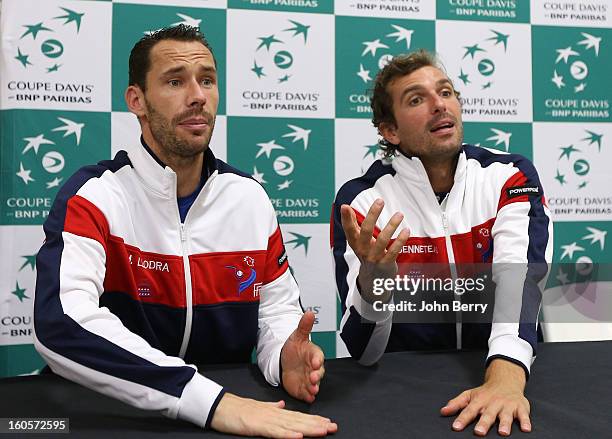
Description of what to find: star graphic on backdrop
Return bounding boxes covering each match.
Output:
[252,166,266,184]
[482,81,493,89]
[47,63,62,73]
[554,170,566,185]
[15,48,32,68]
[172,13,201,28]
[486,129,512,152]
[357,64,371,83]
[284,20,309,42]
[577,32,601,56]
[555,46,579,64]
[363,144,379,159]
[574,83,586,93]
[556,268,569,285]
[277,180,292,191]
[582,130,603,152]
[560,242,584,260]
[558,144,581,160]
[282,125,311,150]
[16,163,35,185]
[251,61,265,78]
[54,7,85,32]
[462,43,485,59]
[255,140,284,158]
[278,74,291,83]
[582,227,607,251]
[52,117,84,145]
[551,70,565,89]
[285,232,311,255]
[458,69,470,85]
[19,254,37,271]
[20,22,52,40]
[257,34,283,51]
[386,25,413,50]
[486,30,510,51]
[46,177,63,189]
[362,39,389,57]
[22,134,54,155]
[11,282,30,302]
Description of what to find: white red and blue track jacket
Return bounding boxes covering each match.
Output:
[332,144,553,375]
[33,144,302,428]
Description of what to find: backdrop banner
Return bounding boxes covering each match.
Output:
[1,0,610,376]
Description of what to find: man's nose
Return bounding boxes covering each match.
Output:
[431,93,446,113]
[187,78,206,107]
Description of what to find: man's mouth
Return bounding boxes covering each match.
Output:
[177,116,211,131]
[179,117,208,126]
[429,118,455,134]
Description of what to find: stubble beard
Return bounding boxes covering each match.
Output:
[400,115,464,162]
[145,97,215,160]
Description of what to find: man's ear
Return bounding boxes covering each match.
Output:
[379,121,400,146]
[125,85,146,118]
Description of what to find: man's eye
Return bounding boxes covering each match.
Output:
[201,78,214,87]
[169,79,181,87]
[409,97,422,106]
[441,89,453,97]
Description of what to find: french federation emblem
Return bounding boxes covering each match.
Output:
[225,256,257,296]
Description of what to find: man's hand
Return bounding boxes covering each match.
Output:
[281,311,325,403]
[340,199,410,303]
[211,392,337,438]
[440,359,530,436]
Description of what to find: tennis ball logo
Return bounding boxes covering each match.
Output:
[573,159,590,176]
[478,59,495,76]
[378,54,394,69]
[575,255,594,275]
[41,39,64,59]
[273,156,294,176]
[274,50,293,69]
[42,151,65,174]
[570,61,588,81]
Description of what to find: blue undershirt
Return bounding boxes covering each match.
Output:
[140,137,208,223]
[177,175,205,223]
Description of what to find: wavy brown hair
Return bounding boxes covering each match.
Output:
[370,49,460,158]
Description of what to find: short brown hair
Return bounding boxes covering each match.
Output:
[129,24,216,92]
[370,49,459,158]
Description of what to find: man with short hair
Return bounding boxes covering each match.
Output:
[34,25,336,438]
[332,49,552,436]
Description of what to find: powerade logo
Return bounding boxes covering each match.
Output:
[506,186,540,198]
[278,250,288,266]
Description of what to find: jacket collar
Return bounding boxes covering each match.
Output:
[390,145,468,213]
[390,144,467,188]
[128,136,218,198]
